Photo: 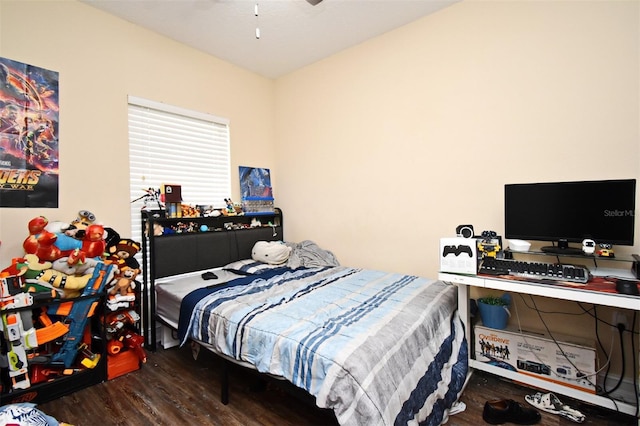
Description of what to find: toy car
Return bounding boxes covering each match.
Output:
[597,243,614,258]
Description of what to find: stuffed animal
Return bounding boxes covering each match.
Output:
[51,251,99,276]
[33,230,91,262]
[106,265,139,310]
[80,224,106,259]
[34,230,63,262]
[108,267,139,297]
[2,255,63,299]
[63,210,96,240]
[106,239,141,270]
[24,216,82,261]
[52,231,82,253]
[45,220,72,234]
[17,254,52,277]
[18,251,102,299]
[252,240,291,265]
[23,216,49,254]
[103,227,122,254]
[3,254,51,278]
[31,266,93,299]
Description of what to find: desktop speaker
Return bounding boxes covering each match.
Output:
[632,254,640,279]
[456,225,474,239]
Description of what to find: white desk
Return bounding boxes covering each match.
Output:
[439,272,640,419]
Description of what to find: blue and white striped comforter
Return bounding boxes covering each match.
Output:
[179,266,468,426]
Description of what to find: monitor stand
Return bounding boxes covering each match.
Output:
[541,240,585,256]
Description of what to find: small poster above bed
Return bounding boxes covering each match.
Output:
[239,166,274,215]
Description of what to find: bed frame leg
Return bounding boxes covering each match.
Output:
[221,359,229,405]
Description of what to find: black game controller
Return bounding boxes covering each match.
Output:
[442,245,473,257]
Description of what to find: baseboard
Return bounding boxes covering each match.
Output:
[597,372,639,406]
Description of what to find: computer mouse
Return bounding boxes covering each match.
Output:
[616,279,640,296]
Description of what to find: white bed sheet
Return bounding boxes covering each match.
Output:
[155,268,286,374]
[155,269,243,329]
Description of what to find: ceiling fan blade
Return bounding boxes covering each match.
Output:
[306,0,323,5]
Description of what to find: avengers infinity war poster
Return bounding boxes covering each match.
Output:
[0,57,59,208]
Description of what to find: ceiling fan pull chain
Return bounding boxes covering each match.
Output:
[255,3,260,39]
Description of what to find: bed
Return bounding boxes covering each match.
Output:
[142,211,468,426]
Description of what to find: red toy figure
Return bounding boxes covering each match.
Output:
[81,224,106,259]
[123,331,147,363]
[66,248,86,266]
[35,230,62,261]
[23,216,48,254]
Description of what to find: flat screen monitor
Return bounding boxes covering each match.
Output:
[504,179,636,254]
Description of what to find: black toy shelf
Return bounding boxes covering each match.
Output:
[1,260,145,404]
[0,295,107,405]
[145,208,282,236]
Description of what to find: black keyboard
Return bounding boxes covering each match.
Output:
[478,258,591,284]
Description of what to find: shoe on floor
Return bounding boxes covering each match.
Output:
[482,399,541,425]
[525,392,585,423]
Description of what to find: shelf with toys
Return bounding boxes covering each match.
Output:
[0,211,147,404]
[102,236,146,381]
[140,207,283,349]
[145,205,282,237]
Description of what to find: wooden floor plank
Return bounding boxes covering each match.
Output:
[31,345,637,425]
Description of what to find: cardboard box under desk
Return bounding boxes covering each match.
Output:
[474,324,597,393]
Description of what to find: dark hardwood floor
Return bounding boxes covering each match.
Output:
[35,345,637,426]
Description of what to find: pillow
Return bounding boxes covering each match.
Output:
[223,259,283,275]
[252,241,291,265]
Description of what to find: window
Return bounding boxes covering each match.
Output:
[128,96,231,244]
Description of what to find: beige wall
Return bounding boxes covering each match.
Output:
[0,0,277,266]
[273,0,639,383]
[2,0,636,277]
[275,0,639,276]
[0,0,638,383]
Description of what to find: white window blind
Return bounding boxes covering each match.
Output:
[128,96,231,243]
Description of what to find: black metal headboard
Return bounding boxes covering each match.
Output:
[141,209,283,349]
[152,226,282,278]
